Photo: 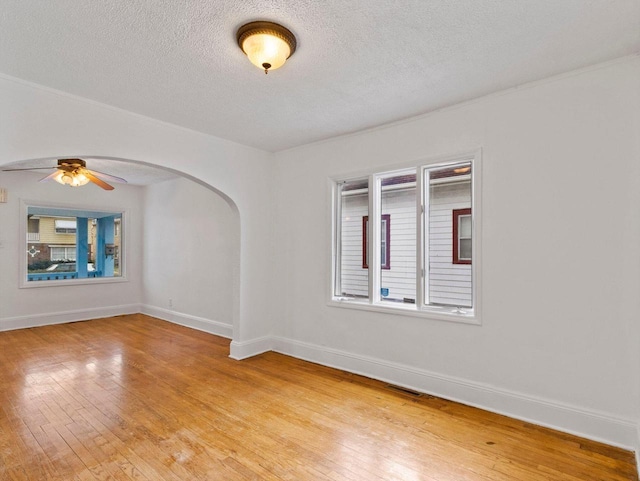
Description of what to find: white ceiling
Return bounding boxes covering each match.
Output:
[1,0,639,156]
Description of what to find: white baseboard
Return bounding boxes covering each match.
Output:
[229,336,273,360]
[0,304,141,331]
[0,304,233,341]
[271,335,637,450]
[140,304,232,339]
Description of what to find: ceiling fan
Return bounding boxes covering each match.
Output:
[1,158,127,190]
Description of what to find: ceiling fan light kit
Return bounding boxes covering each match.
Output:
[1,158,127,191]
[237,21,296,74]
[52,166,91,187]
[49,159,95,188]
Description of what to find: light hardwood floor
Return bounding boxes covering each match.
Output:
[0,314,636,480]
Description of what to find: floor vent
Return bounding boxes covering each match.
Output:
[385,384,423,397]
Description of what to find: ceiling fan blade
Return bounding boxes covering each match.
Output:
[88,169,128,183]
[2,167,56,171]
[85,171,114,190]
[39,170,60,182]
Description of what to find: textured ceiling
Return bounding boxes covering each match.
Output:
[1,0,639,154]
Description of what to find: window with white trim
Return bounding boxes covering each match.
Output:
[332,152,479,320]
[22,203,125,287]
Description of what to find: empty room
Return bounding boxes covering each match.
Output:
[1,1,639,479]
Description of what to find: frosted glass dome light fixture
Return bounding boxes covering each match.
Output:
[237,21,297,74]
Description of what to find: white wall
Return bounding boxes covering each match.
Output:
[273,57,640,447]
[0,74,275,347]
[0,171,144,327]
[141,177,239,338]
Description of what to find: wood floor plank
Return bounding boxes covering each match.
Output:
[0,314,636,480]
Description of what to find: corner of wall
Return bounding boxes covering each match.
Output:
[229,336,273,360]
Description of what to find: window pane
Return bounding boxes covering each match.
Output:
[338,179,369,298]
[459,215,471,238]
[427,163,472,307]
[26,207,123,282]
[459,239,472,260]
[380,171,416,304]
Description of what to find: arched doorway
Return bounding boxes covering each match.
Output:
[0,156,241,341]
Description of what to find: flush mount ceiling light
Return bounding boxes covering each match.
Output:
[237,21,297,74]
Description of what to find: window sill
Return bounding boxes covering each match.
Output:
[19,276,128,289]
[328,297,481,325]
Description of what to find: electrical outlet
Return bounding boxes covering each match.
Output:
[169,298,173,308]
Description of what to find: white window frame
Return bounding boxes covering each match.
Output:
[329,150,482,324]
[19,199,129,289]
